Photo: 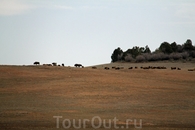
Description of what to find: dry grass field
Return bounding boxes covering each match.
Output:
[0,62,195,130]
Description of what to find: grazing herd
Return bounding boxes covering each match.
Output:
[33,61,83,68]
[33,61,194,72]
[92,65,194,72]
[171,67,181,70]
[140,66,167,69]
[101,66,168,70]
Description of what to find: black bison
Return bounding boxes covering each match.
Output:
[129,67,133,69]
[143,67,149,69]
[104,67,109,70]
[115,67,120,70]
[156,66,160,69]
[177,67,181,70]
[161,66,167,69]
[171,67,176,70]
[43,64,52,66]
[52,62,57,66]
[135,66,138,69]
[188,69,194,71]
[34,61,40,65]
[74,64,83,68]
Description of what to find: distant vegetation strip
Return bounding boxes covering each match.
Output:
[111,39,195,62]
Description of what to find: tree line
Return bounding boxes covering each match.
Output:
[111,39,195,62]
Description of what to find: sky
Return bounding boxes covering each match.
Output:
[0,0,195,66]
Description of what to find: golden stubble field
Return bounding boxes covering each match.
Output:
[0,62,195,130]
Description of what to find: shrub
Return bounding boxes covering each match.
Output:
[142,53,152,61]
[169,53,182,60]
[117,53,123,61]
[149,53,160,61]
[189,51,195,58]
[124,54,134,62]
[181,52,189,59]
[136,55,145,62]
[161,53,170,60]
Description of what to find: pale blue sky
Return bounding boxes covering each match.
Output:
[0,0,195,66]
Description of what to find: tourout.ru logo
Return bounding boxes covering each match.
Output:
[53,116,142,129]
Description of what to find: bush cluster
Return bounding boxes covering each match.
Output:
[111,39,195,62]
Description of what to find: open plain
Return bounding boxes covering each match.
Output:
[0,62,195,130]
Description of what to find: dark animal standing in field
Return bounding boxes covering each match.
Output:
[115,67,120,70]
[161,66,167,69]
[43,64,52,66]
[188,69,194,71]
[52,62,57,66]
[92,66,97,69]
[129,67,133,69]
[112,66,116,69]
[135,66,138,69]
[140,66,167,69]
[34,61,40,65]
[74,64,83,68]
[104,67,109,70]
[171,67,176,70]
[177,68,181,70]
[62,64,64,66]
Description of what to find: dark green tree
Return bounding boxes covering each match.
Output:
[130,46,141,58]
[183,39,193,51]
[144,45,151,53]
[123,46,148,59]
[139,47,145,53]
[171,42,178,52]
[177,44,183,53]
[111,47,123,62]
[159,42,173,54]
